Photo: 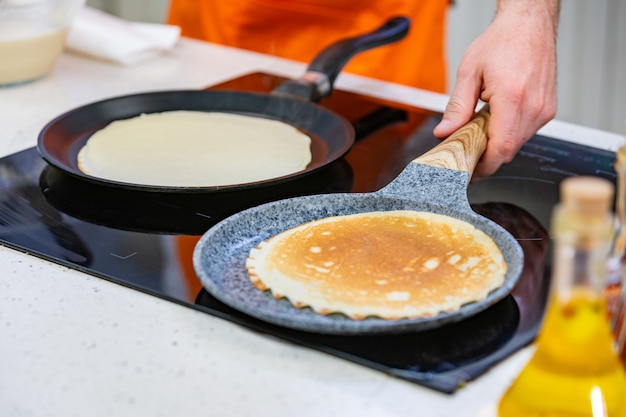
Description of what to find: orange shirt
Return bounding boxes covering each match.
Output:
[167,0,449,93]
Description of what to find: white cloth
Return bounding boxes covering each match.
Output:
[65,6,181,65]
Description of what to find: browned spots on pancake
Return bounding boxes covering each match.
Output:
[246,211,506,320]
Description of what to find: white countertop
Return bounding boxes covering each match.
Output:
[0,37,623,417]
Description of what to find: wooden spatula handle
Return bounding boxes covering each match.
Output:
[413,105,490,174]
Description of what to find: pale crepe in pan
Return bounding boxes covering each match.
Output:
[77,111,312,187]
[246,210,507,320]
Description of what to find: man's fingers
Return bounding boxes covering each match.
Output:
[473,145,512,178]
[473,99,524,177]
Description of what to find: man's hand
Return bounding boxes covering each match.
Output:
[434,0,560,177]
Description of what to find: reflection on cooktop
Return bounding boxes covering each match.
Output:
[0,72,618,394]
[40,158,354,235]
[195,288,520,392]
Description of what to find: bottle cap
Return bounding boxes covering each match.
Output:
[560,176,614,218]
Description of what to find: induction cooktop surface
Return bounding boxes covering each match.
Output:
[0,73,617,393]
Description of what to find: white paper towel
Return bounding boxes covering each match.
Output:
[65,6,181,65]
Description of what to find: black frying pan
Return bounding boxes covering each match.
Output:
[37,17,410,193]
[193,107,525,335]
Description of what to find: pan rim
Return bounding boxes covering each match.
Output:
[193,193,524,335]
[36,89,356,194]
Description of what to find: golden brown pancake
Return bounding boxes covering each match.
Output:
[246,210,507,320]
[77,111,312,187]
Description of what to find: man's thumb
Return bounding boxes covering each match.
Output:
[433,96,477,138]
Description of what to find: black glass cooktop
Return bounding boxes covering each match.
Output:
[0,73,617,393]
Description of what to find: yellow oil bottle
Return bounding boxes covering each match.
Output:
[498,176,626,417]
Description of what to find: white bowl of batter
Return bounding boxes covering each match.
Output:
[0,0,84,86]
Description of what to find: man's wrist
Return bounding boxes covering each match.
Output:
[495,0,560,36]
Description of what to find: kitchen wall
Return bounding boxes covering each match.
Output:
[86,0,169,23]
[86,0,626,136]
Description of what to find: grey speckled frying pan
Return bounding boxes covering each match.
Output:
[193,107,524,335]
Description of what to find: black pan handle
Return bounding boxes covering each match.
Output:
[272,16,410,102]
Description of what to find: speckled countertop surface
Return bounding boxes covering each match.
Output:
[1,38,623,417]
